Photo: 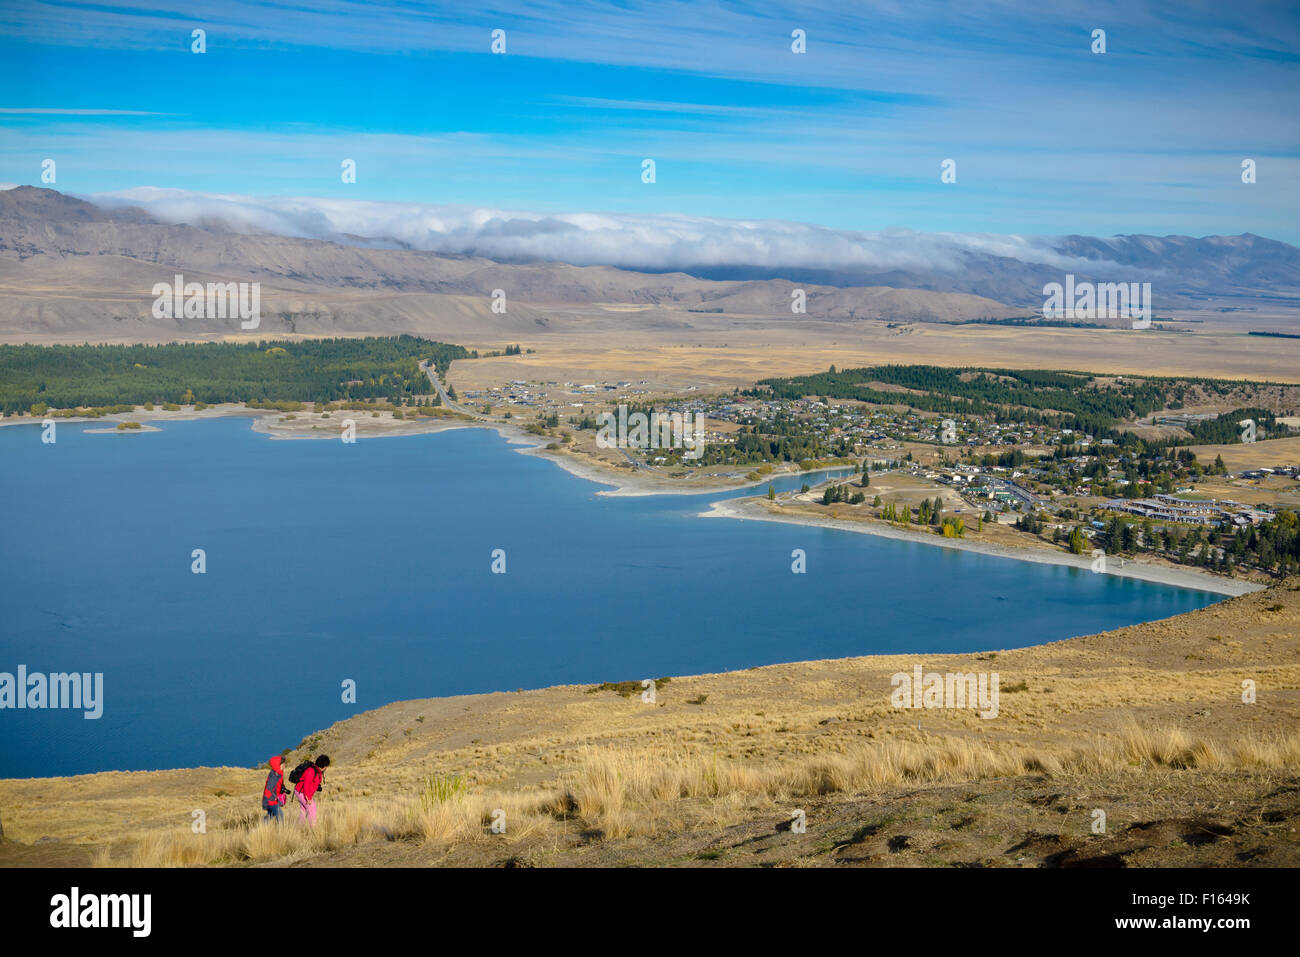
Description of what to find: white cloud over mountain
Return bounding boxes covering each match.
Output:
[86,187,1106,276]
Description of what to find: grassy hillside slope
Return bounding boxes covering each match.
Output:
[2,581,1297,868]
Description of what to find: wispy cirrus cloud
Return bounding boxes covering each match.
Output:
[2,2,1295,241]
[0,108,175,115]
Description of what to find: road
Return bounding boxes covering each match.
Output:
[420,360,479,418]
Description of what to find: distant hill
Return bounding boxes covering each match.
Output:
[31,185,1300,312]
[0,187,1029,342]
[677,233,1300,309]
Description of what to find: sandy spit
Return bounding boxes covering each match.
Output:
[701,498,1263,597]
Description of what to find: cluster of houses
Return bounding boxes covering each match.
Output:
[461,379,653,412]
[461,383,1299,524]
[1239,465,1300,481]
[461,380,546,409]
[933,469,1040,511]
[1103,493,1273,527]
[1153,412,1220,429]
[459,381,1108,465]
[701,397,1063,452]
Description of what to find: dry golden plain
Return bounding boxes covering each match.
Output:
[1189,436,1300,472]
[440,312,1300,396]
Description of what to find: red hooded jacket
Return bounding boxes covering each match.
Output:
[296,763,324,801]
[262,755,287,808]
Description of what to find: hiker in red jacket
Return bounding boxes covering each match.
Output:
[295,755,330,825]
[262,755,289,821]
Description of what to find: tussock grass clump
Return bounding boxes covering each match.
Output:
[545,749,767,838]
[421,773,468,807]
[587,677,671,697]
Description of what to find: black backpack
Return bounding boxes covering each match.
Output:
[288,761,312,785]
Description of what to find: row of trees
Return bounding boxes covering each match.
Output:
[1186,408,1278,444]
[1043,509,1300,578]
[822,483,866,505]
[870,497,968,536]
[1,337,470,414]
[916,497,944,526]
[754,365,1179,428]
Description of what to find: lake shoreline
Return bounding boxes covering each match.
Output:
[4,405,1258,593]
[701,497,1262,597]
[1,404,817,497]
[3,578,1295,869]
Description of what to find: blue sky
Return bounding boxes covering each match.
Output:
[1,0,1297,242]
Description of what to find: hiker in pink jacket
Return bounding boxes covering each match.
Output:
[293,755,330,825]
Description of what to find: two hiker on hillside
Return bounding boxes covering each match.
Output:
[262,754,331,825]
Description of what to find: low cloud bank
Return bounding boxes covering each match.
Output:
[85,187,1116,277]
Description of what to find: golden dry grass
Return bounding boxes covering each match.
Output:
[85,722,1300,866]
[1188,435,1300,471]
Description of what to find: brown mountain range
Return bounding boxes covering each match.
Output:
[0,187,1029,343]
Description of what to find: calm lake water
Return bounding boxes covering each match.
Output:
[0,418,1220,777]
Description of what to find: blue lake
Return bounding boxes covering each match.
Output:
[0,417,1220,777]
